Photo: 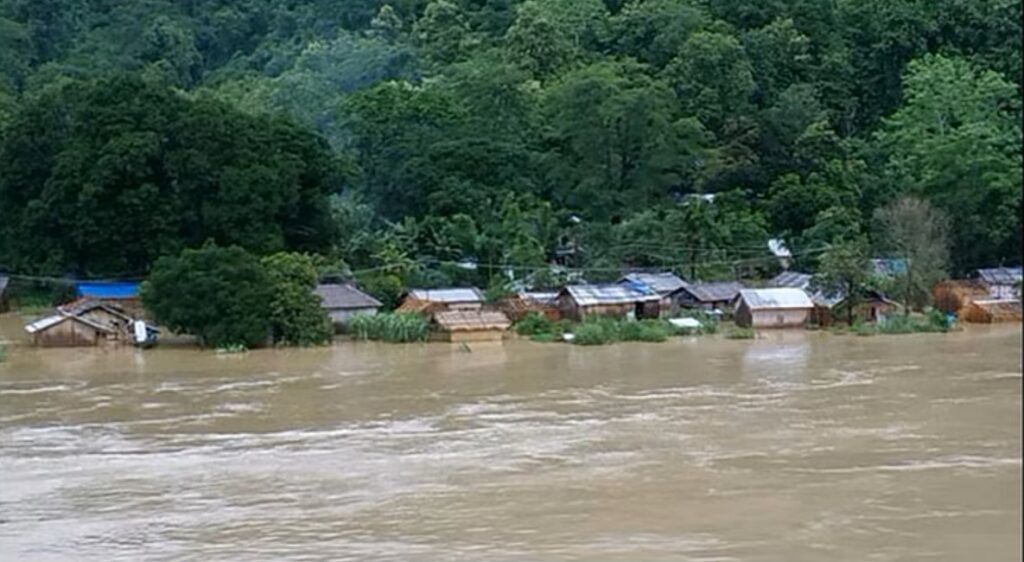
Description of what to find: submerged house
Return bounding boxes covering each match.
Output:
[557,284,661,321]
[961,299,1022,324]
[429,310,512,342]
[734,288,814,329]
[59,299,135,338]
[314,283,381,329]
[618,272,686,314]
[669,280,745,314]
[397,287,485,314]
[810,290,899,326]
[975,267,1022,300]
[25,313,115,347]
[499,290,561,322]
[932,280,991,316]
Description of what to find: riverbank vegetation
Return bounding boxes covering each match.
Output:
[514,312,714,346]
[141,244,331,349]
[350,312,428,342]
[0,0,1019,338]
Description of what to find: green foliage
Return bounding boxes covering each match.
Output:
[725,327,756,340]
[261,253,333,346]
[0,76,339,276]
[0,0,1017,287]
[350,312,428,342]
[141,244,274,349]
[514,312,557,336]
[571,320,616,346]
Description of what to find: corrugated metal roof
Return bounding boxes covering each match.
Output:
[768,271,812,289]
[433,310,511,331]
[75,281,140,299]
[675,281,745,303]
[619,272,686,295]
[976,267,1022,285]
[25,313,113,334]
[58,299,132,320]
[407,287,484,304]
[315,284,382,310]
[562,284,660,306]
[518,291,559,305]
[738,288,813,310]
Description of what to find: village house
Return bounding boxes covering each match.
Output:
[869,258,907,278]
[810,290,899,327]
[961,299,1022,324]
[429,309,512,343]
[734,288,814,329]
[618,272,686,315]
[668,280,745,314]
[397,287,485,314]
[499,290,561,322]
[314,283,381,330]
[932,280,991,316]
[557,284,661,321]
[59,299,135,339]
[768,271,813,290]
[975,267,1022,300]
[25,313,115,347]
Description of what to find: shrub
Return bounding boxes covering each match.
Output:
[571,321,616,345]
[515,312,557,336]
[142,243,274,349]
[350,312,427,342]
[725,327,755,339]
[620,319,670,342]
[262,253,333,346]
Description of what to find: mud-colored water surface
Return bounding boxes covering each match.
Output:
[1,319,1020,561]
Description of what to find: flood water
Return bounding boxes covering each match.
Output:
[0,319,1020,561]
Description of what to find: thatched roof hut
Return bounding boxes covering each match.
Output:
[429,310,511,342]
[961,299,1022,324]
[932,280,990,315]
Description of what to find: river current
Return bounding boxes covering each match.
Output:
[1,321,1020,561]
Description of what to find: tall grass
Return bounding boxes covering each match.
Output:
[350,312,428,342]
[724,327,755,339]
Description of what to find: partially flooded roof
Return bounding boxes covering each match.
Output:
[739,288,813,310]
[562,284,660,306]
[407,287,484,304]
[620,272,686,295]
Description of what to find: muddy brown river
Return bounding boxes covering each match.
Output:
[0,319,1020,561]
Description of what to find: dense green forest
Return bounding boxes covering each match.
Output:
[0,0,1020,293]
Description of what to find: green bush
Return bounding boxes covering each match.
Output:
[529,332,560,343]
[515,312,557,336]
[350,312,427,342]
[619,319,670,342]
[725,327,755,339]
[571,321,616,346]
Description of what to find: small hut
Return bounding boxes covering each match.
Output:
[975,267,1022,300]
[58,299,135,339]
[429,310,511,342]
[397,287,485,314]
[932,280,990,315]
[768,271,812,290]
[557,284,661,321]
[961,299,1022,324]
[812,291,899,327]
[25,313,115,347]
[314,283,381,329]
[669,280,745,314]
[499,290,560,322]
[619,272,686,315]
[734,288,813,329]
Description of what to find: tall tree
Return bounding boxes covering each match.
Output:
[873,196,950,312]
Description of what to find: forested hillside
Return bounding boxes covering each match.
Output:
[0,0,1019,289]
